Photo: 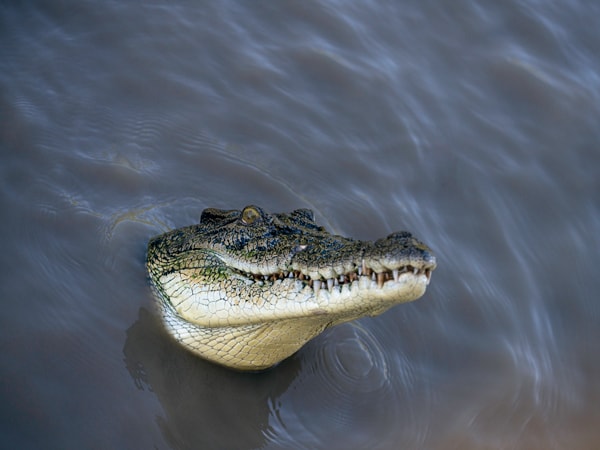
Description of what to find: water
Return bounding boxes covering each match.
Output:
[1,1,599,448]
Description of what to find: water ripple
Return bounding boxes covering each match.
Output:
[313,323,392,408]
[264,323,428,449]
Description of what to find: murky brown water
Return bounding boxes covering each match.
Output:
[1,1,599,449]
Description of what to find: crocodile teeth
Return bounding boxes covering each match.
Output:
[313,279,321,293]
[377,272,385,288]
[245,263,432,289]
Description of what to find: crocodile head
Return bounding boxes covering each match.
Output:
[146,205,436,371]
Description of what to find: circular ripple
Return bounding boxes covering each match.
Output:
[317,322,391,396]
[264,322,416,449]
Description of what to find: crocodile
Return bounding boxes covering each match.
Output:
[146,205,436,371]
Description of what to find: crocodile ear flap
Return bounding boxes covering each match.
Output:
[290,208,315,223]
[200,208,239,225]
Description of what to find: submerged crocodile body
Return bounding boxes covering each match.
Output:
[146,205,436,370]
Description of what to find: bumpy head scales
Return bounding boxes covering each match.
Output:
[146,205,436,370]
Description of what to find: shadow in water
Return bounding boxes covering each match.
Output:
[123,308,301,450]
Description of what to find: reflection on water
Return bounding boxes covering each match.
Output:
[1,0,600,448]
[123,308,301,449]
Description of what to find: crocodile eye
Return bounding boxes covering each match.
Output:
[241,206,261,225]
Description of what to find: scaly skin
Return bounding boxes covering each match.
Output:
[146,205,436,370]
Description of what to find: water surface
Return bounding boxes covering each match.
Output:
[1,1,599,449]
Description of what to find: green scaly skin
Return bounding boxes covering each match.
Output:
[146,205,436,371]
